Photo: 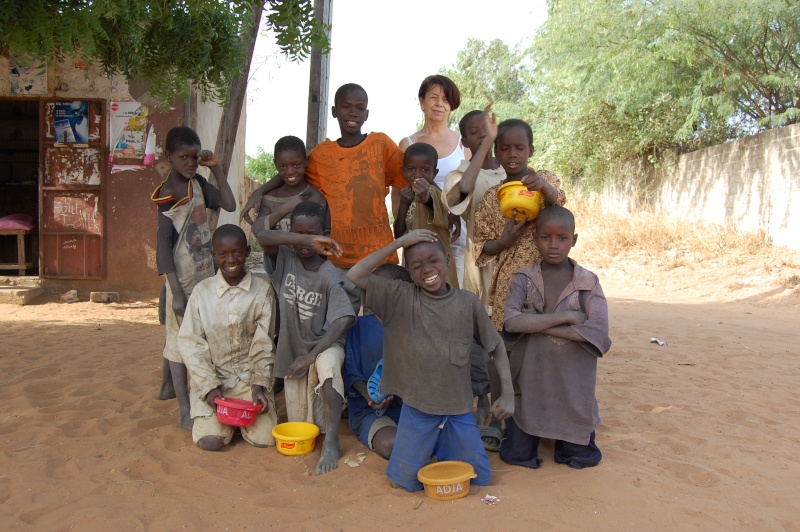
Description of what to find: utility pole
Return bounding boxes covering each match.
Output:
[306,0,333,151]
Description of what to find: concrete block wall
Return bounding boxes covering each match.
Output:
[597,123,800,250]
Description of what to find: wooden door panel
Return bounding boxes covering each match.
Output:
[39,98,106,279]
[43,147,102,186]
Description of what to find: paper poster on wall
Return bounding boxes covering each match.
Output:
[109,102,149,160]
[53,101,90,143]
[10,57,47,95]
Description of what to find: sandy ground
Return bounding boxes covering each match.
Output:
[1,256,799,530]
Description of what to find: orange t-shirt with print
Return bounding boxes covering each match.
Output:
[306,132,408,268]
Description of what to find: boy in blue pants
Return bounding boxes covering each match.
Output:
[347,229,514,491]
[343,263,410,460]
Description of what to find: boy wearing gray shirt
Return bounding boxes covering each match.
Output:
[257,201,355,475]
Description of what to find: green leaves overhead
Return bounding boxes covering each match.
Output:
[0,1,329,105]
[442,0,799,189]
[441,38,535,127]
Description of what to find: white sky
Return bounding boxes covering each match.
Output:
[245,0,548,156]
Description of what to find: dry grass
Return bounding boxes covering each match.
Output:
[569,200,772,269]
[567,199,800,301]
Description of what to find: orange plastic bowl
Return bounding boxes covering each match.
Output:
[214,397,260,427]
[497,182,542,221]
[417,461,477,501]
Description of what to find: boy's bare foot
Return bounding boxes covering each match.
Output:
[390,480,402,489]
[315,438,340,475]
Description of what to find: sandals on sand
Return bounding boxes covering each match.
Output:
[480,426,503,452]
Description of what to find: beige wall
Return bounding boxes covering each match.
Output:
[597,123,800,250]
[193,96,247,227]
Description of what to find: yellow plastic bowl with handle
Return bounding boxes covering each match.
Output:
[497,181,542,221]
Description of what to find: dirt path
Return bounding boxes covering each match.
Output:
[1,274,798,530]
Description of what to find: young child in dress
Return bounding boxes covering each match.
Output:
[343,263,410,460]
[256,201,356,474]
[392,142,458,288]
[443,104,505,309]
[152,126,236,429]
[501,206,611,468]
[472,118,566,450]
[347,229,515,492]
[178,225,277,451]
[243,135,329,235]
[243,83,408,313]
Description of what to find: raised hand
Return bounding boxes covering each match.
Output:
[483,102,498,142]
[197,150,218,168]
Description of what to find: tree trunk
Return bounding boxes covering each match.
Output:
[214,1,264,178]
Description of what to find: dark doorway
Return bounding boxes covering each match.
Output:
[0,99,39,275]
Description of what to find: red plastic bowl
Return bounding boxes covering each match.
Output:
[214,397,261,427]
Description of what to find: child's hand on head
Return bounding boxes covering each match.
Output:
[205,386,224,408]
[197,150,217,168]
[309,236,343,258]
[411,178,431,204]
[399,186,415,205]
[399,229,437,248]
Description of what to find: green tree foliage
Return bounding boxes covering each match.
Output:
[0,1,328,105]
[245,147,276,183]
[529,0,800,187]
[441,38,535,127]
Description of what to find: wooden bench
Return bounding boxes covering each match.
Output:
[0,229,34,275]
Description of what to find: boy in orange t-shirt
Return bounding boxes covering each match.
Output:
[243,83,409,311]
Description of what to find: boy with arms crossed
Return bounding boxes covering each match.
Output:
[442,104,505,309]
[473,118,566,450]
[179,225,277,451]
[501,206,611,468]
[347,229,514,492]
[256,201,355,474]
[152,126,236,429]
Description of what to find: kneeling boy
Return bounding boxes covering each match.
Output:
[347,229,514,491]
[256,201,356,474]
[343,263,410,460]
[501,205,611,468]
[179,225,278,451]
